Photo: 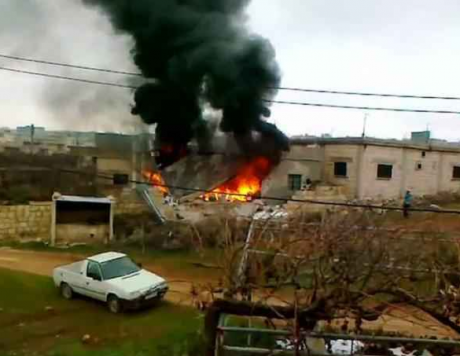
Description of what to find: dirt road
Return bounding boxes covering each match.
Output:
[0,247,203,305]
[1,247,458,338]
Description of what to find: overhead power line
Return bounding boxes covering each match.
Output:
[2,66,460,115]
[0,53,142,77]
[59,168,460,215]
[276,86,460,101]
[0,66,137,89]
[268,99,460,115]
[3,52,460,101]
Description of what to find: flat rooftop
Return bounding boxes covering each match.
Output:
[290,136,460,153]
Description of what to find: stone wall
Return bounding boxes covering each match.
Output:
[0,202,51,241]
[115,201,150,215]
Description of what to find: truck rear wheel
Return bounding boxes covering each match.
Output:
[107,295,122,314]
[60,283,73,300]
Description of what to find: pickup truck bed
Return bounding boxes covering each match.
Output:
[59,261,84,274]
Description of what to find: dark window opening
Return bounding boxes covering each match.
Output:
[453,166,460,179]
[416,163,422,171]
[334,162,348,177]
[288,174,302,191]
[422,151,426,158]
[377,164,393,179]
[56,201,110,225]
[113,174,129,185]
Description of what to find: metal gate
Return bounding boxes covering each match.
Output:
[215,314,460,356]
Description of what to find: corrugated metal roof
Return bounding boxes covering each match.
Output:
[55,195,112,204]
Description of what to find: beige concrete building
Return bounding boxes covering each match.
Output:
[291,137,460,199]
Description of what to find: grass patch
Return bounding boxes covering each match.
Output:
[0,268,202,356]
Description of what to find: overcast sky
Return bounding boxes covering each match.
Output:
[1,0,460,140]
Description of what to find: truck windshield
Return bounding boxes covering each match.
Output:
[100,257,140,280]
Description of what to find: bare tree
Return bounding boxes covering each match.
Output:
[196,210,460,355]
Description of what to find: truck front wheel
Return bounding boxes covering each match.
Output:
[60,283,73,300]
[107,295,122,314]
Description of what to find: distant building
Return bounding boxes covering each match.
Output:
[0,127,155,201]
[289,134,460,199]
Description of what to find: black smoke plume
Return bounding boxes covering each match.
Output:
[82,0,290,167]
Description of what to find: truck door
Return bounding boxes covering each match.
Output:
[85,261,106,301]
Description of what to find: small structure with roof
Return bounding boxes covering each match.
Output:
[50,193,115,246]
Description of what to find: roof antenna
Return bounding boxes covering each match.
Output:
[361,113,369,138]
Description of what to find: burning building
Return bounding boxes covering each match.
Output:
[82,0,290,191]
[201,156,272,202]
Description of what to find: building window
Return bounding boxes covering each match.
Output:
[377,164,393,179]
[416,162,422,171]
[453,166,460,179]
[334,162,347,177]
[288,174,302,191]
[421,151,426,158]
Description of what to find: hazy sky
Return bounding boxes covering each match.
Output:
[1,0,460,140]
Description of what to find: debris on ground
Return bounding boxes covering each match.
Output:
[253,206,288,221]
[81,334,91,344]
[330,339,365,354]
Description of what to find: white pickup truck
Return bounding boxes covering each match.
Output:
[53,252,168,313]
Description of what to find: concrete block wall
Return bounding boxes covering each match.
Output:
[112,186,164,215]
[404,149,440,196]
[324,145,360,198]
[0,202,51,241]
[359,145,404,199]
[262,160,322,200]
[438,153,460,193]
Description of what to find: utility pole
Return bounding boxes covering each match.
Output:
[30,124,35,154]
[362,113,368,138]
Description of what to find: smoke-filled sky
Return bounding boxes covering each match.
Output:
[1,0,460,140]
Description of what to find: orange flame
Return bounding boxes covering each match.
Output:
[143,171,169,194]
[202,157,272,202]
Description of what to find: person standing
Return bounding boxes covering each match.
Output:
[403,190,413,218]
